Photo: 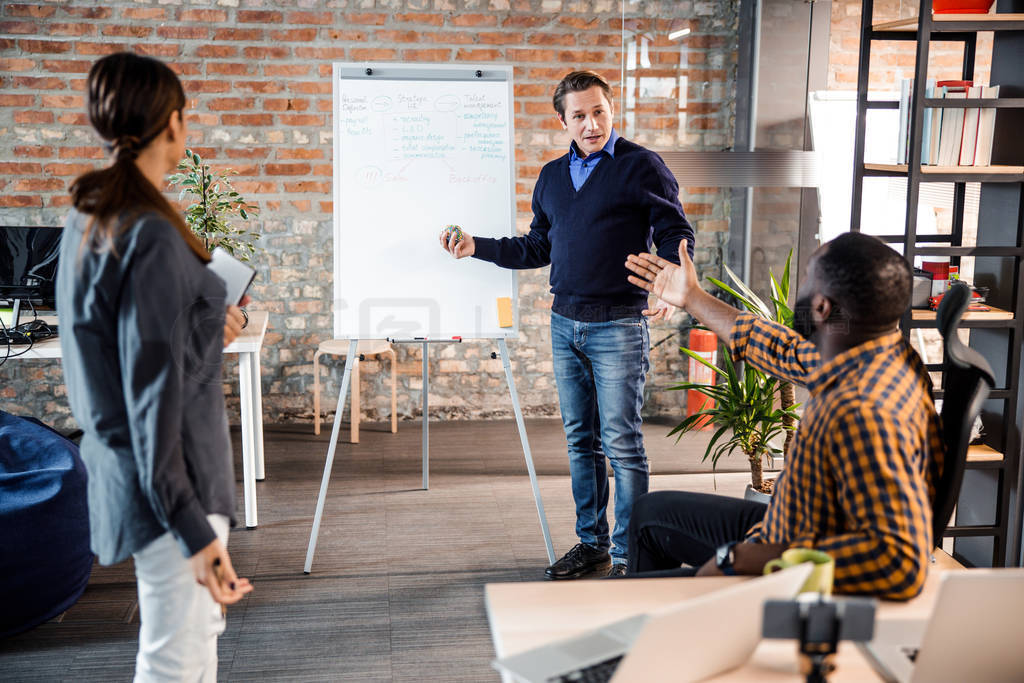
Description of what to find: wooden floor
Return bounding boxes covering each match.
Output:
[0,418,761,682]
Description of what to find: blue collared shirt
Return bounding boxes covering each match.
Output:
[568,128,618,191]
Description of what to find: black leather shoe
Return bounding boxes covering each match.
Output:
[544,543,611,580]
[605,563,628,578]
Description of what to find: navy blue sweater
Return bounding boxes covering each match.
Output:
[473,137,693,322]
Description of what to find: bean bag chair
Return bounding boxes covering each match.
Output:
[0,410,91,638]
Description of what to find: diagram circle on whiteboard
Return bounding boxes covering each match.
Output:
[332,63,518,341]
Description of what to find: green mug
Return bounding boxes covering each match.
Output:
[763,548,835,596]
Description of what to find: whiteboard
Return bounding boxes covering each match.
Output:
[332,63,518,340]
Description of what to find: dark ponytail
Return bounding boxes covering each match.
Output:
[70,52,208,262]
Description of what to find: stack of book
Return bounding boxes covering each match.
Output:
[897,79,1000,167]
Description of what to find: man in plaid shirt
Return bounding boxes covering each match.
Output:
[623,233,943,599]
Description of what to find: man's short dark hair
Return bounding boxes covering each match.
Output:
[816,232,912,326]
[552,70,613,119]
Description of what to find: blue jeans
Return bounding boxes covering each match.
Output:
[551,311,650,563]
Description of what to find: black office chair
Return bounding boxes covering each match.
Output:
[932,282,995,547]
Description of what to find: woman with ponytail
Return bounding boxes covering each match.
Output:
[57,52,252,681]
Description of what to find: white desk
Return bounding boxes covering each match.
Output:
[3,309,269,528]
[486,552,965,681]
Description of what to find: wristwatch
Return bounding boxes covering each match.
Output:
[715,541,740,575]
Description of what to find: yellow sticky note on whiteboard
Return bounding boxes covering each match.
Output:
[497,297,513,328]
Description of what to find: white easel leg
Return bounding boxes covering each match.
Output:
[304,339,359,574]
[422,341,429,490]
[499,339,555,565]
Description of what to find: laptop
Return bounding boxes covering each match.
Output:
[492,563,813,683]
[860,569,1024,683]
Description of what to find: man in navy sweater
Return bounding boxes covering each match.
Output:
[440,70,693,578]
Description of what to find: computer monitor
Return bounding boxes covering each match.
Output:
[0,226,62,329]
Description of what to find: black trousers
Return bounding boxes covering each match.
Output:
[626,491,769,576]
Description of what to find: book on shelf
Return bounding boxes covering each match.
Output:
[938,88,966,166]
[922,79,935,165]
[897,78,911,165]
[892,79,1001,169]
[894,77,933,165]
[959,85,982,166]
[974,85,1000,167]
[928,84,943,165]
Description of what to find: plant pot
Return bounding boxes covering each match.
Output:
[933,0,995,13]
[744,484,772,505]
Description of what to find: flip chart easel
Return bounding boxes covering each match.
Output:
[303,337,555,573]
[303,63,555,573]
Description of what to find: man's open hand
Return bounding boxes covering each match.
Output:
[625,240,695,310]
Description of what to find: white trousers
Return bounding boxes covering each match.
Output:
[132,514,230,683]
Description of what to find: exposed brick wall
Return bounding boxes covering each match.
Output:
[1,0,739,429]
[829,0,993,90]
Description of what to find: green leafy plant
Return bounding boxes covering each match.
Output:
[670,344,798,491]
[709,252,794,329]
[169,149,260,262]
[709,250,798,459]
[669,250,799,492]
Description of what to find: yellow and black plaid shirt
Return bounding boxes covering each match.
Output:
[731,314,944,600]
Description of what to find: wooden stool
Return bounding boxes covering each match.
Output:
[313,339,397,443]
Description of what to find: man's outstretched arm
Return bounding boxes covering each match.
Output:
[626,240,819,386]
[625,239,739,340]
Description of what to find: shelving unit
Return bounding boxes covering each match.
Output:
[851,0,1024,567]
[911,307,1014,322]
[968,443,1004,463]
[863,163,1024,179]
[873,12,1024,31]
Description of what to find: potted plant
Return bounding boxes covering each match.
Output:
[168,149,260,262]
[668,252,799,500]
[709,251,797,459]
[670,341,798,500]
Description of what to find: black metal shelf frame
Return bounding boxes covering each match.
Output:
[877,233,956,242]
[908,318,1019,330]
[922,97,1024,107]
[934,388,1015,400]
[914,246,1024,256]
[850,0,1024,568]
